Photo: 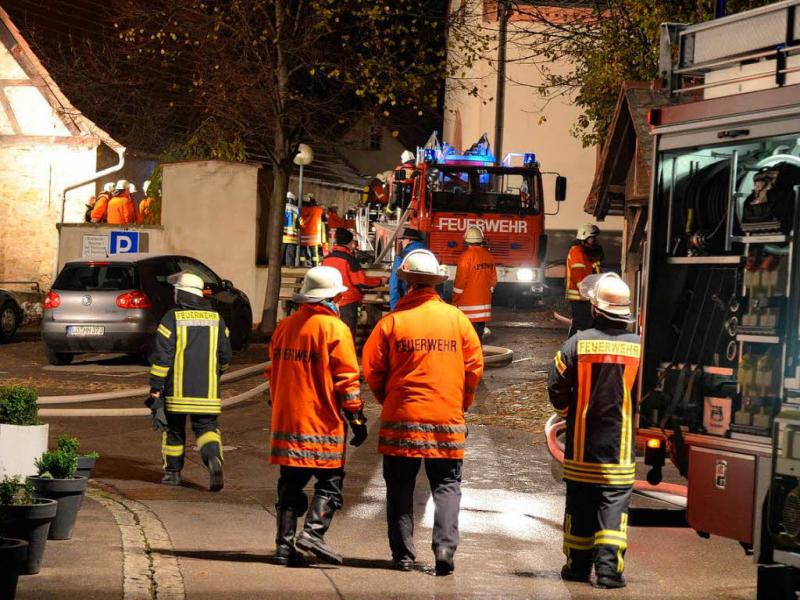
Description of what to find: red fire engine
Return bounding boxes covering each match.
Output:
[368,137,566,298]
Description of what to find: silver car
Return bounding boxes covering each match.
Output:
[42,254,252,365]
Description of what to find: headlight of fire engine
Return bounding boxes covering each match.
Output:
[516,268,535,283]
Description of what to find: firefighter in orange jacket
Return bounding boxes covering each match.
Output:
[90,182,115,223]
[299,196,326,266]
[138,180,159,225]
[452,225,497,340]
[548,273,640,589]
[267,266,365,567]
[363,249,484,575]
[107,180,136,225]
[566,223,603,337]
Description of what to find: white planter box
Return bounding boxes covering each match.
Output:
[0,423,49,478]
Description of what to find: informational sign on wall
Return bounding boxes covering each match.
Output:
[81,235,109,259]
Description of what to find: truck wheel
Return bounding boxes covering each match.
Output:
[44,345,73,366]
[0,301,19,342]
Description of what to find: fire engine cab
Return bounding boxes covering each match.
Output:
[363,134,566,298]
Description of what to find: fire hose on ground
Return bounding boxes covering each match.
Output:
[36,346,515,418]
[544,414,688,506]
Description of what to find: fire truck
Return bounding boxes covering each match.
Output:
[360,135,566,298]
[638,2,800,595]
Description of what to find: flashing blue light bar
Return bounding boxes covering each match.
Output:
[442,154,495,166]
[423,148,437,163]
[523,153,537,166]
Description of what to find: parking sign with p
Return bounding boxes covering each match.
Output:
[110,231,139,255]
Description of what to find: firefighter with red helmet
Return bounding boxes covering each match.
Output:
[566,223,603,337]
[547,272,640,589]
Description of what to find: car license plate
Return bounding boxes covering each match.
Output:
[66,326,105,337]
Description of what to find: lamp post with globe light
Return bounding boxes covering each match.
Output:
[293,144,314,267]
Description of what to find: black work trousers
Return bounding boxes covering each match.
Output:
[472,321,486,340]
[568,301,593,338]
[162,412,221,473]
[276,466,345,515]
[383,455,462,562]
[563,481,632,577]
[300,245,323,266]
[281,243,297,267]
[339,303,359,345]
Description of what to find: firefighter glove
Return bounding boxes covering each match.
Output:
[145,394,168,433]
[344,410,368,447]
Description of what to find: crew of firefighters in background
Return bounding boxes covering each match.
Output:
[86,178,159,226]
[565,223,604,337]
[299,195,327,266]
[547,272,639,590]
[452,225,497,339]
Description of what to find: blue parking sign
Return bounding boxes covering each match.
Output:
[110,231,139,254]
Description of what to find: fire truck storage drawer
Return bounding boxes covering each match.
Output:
[687,446,756,544]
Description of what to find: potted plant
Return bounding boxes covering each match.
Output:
[57,435,100,480]
[27,441,87,541]
[0,537,27,600]
[0,386,48,479]
[0,476,57,575]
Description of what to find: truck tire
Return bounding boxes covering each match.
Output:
[44,345,73,366]
[0,301,19,342]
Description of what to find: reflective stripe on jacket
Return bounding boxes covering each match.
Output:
[300,205,325,246]
[452,245,497,323]
[566,242,601,301]
[362,288,484,459]
[322,246,382,307]
[547,326,641,486]
[149,303,232,414]
[283,203,299,244]
[267,303,362,468]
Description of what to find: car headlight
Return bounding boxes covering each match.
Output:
[516,268,534,283]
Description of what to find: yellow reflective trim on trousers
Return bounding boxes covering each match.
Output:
[208,325,218,399]
[620,375,630,463]
[196,430,221,449]
[174,326,187,398]
[595,537,627,548]
[564,539,594,551]
[562,471,635,485]
[595,529,627,541]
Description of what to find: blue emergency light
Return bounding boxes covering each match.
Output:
[423,148,437,164]
[523,153,537,167]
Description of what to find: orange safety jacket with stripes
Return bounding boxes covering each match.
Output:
[565,242,601,302]
[266,303,362,468]
[362,287,484,459]
[299,205,325,246]
[452,245,497,323]
[547,325,641,486]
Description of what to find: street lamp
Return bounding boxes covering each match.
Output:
[293,144,314,267]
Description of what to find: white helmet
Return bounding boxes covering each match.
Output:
[464,225,484,244]
[577,223,600,241]
[114,179,129,192]
[293,266,348,303]
[143,180,151,195]
[103,182,114,193]
[401,150,415,164]
[398,249,448,285]
[580,273,634,323]
[128,182,138,193]
[167,272,205,298]
[286,191,296,202]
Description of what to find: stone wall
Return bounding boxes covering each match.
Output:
[0,141,97,290]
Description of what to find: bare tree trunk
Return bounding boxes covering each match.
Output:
[259,160,291,336]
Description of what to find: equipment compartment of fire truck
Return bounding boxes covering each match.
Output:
[641,2,800,595]
[357,133,566,300]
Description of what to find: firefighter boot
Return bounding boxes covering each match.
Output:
[434,547,455,576]
[561,564,591,583]
[595,573,626,589]
[197,431,224,492]
[296,496,343,565]
[161,472,181,486]
[274,507,303,566]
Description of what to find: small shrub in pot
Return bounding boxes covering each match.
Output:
[0,476,57,575]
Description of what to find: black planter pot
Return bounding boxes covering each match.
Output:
[0,537,28,600]
[27,477,88,540]
[75,456,97,480]
[0,498,58,574]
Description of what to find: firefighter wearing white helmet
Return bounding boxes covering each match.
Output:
[282,191,300,266]
[391,151,417,211]
[453,226,497,339]
[148,271,232,492]
[138,180,159,226]
[565,223,604,337]
[547,272,639,589]
[107,179,135,225]
[363,247,484,575]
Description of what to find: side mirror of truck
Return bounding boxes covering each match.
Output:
[555,176,567,202]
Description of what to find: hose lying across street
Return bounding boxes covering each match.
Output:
[36,346,514,418]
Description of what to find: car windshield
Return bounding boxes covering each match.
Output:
[428,168,541,215]
[54,263,138,291]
